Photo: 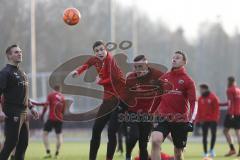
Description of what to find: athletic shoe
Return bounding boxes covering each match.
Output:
[43,154,52,159]
[203,153,209,158]
[209,150,216,157]
[224,149,236,157]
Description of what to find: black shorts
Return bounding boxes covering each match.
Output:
[224,115,240,129]
[153,121,188,148]
[43,120,63,134]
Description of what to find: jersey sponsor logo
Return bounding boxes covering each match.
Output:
[18,81,28,86]
[208,99,212,104]
[13,72,20,79]
[13,116,19,122]
[178,79,184,84]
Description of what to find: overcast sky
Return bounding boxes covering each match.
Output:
[117,0,240,40]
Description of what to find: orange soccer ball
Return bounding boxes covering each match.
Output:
[63,8,81,25]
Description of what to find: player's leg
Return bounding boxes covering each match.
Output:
[106,108,122,160]
[54,121,63,158]
[43,120,52,158]
[151,131,164,160]
[171,123,188,160]
[14,119,29,160]
[174,147,184,160]
[126,121,139,160]
[89,98,118,160]
[209,122,217,157]
[201,122,209,157]
[223,115,236,156]
[151,120,169,160]
[89,111,111,160]
[0,116,21,160]
[138,122,152,160]
[117,124,124,154]
[10,148,16,160]
[233,116,240,156]
[55,133,63,157]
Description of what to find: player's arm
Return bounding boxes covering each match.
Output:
[28,99,40,120]
[62,98,67,113]
[195,99,201,124]
[72,57,94,78]
[0,71,8,119]
[40,95,50,120]
[213,95,220,120]
[29,99,49,107]
[187,80,197,123]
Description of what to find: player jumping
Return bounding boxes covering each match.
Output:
[71,40,125,160]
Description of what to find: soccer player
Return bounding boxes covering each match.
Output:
[71,40,125,160]
[124,55,164,160]
[151,51,197,160]
[197,84,220,158]
[35,85,66,158]
[222,76,240,156]
[0,44,39,160]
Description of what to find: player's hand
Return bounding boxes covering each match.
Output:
[96,76,101,84]
[40,113,44,121]
[30,108,39,120]
[184,122,194,132]
[71,71,78,78]
[0,111,6,122]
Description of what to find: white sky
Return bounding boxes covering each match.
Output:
[117,0,240,40]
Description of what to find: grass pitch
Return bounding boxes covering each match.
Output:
[25,141,240,160]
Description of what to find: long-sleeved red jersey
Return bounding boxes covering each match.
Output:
[125,67,164,113]
[75,52,125,100]
[156,67,196,122]
[45,91,66,121]
[226,85,240,115]
[196,92,220,122]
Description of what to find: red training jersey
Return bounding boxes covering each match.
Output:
[196,92,220,122]
[47,91,66,121]
[125,67,164,114]
[226,85,240,115]
[156,67,196,122]
[75,52,125,99]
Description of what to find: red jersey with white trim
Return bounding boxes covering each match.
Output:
[126,67,164,113]
[197,92,220,122]
[156,67,196,122]
[75,53,125,99]
[227,85,240,115]
[47,91,66,121]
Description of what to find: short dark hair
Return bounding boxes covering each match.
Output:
[53,85,61,91]
[92,40,105,50]
[133,55,147,62]
[175,51,187,62]
[228,76,235,84]
[6,44,19,55]
[200,84,209,90]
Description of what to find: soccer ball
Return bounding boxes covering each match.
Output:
[63,8,81,25]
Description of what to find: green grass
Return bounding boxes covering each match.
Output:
[25,141,240,160]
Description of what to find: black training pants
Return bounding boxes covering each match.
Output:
[0,114,29,160]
